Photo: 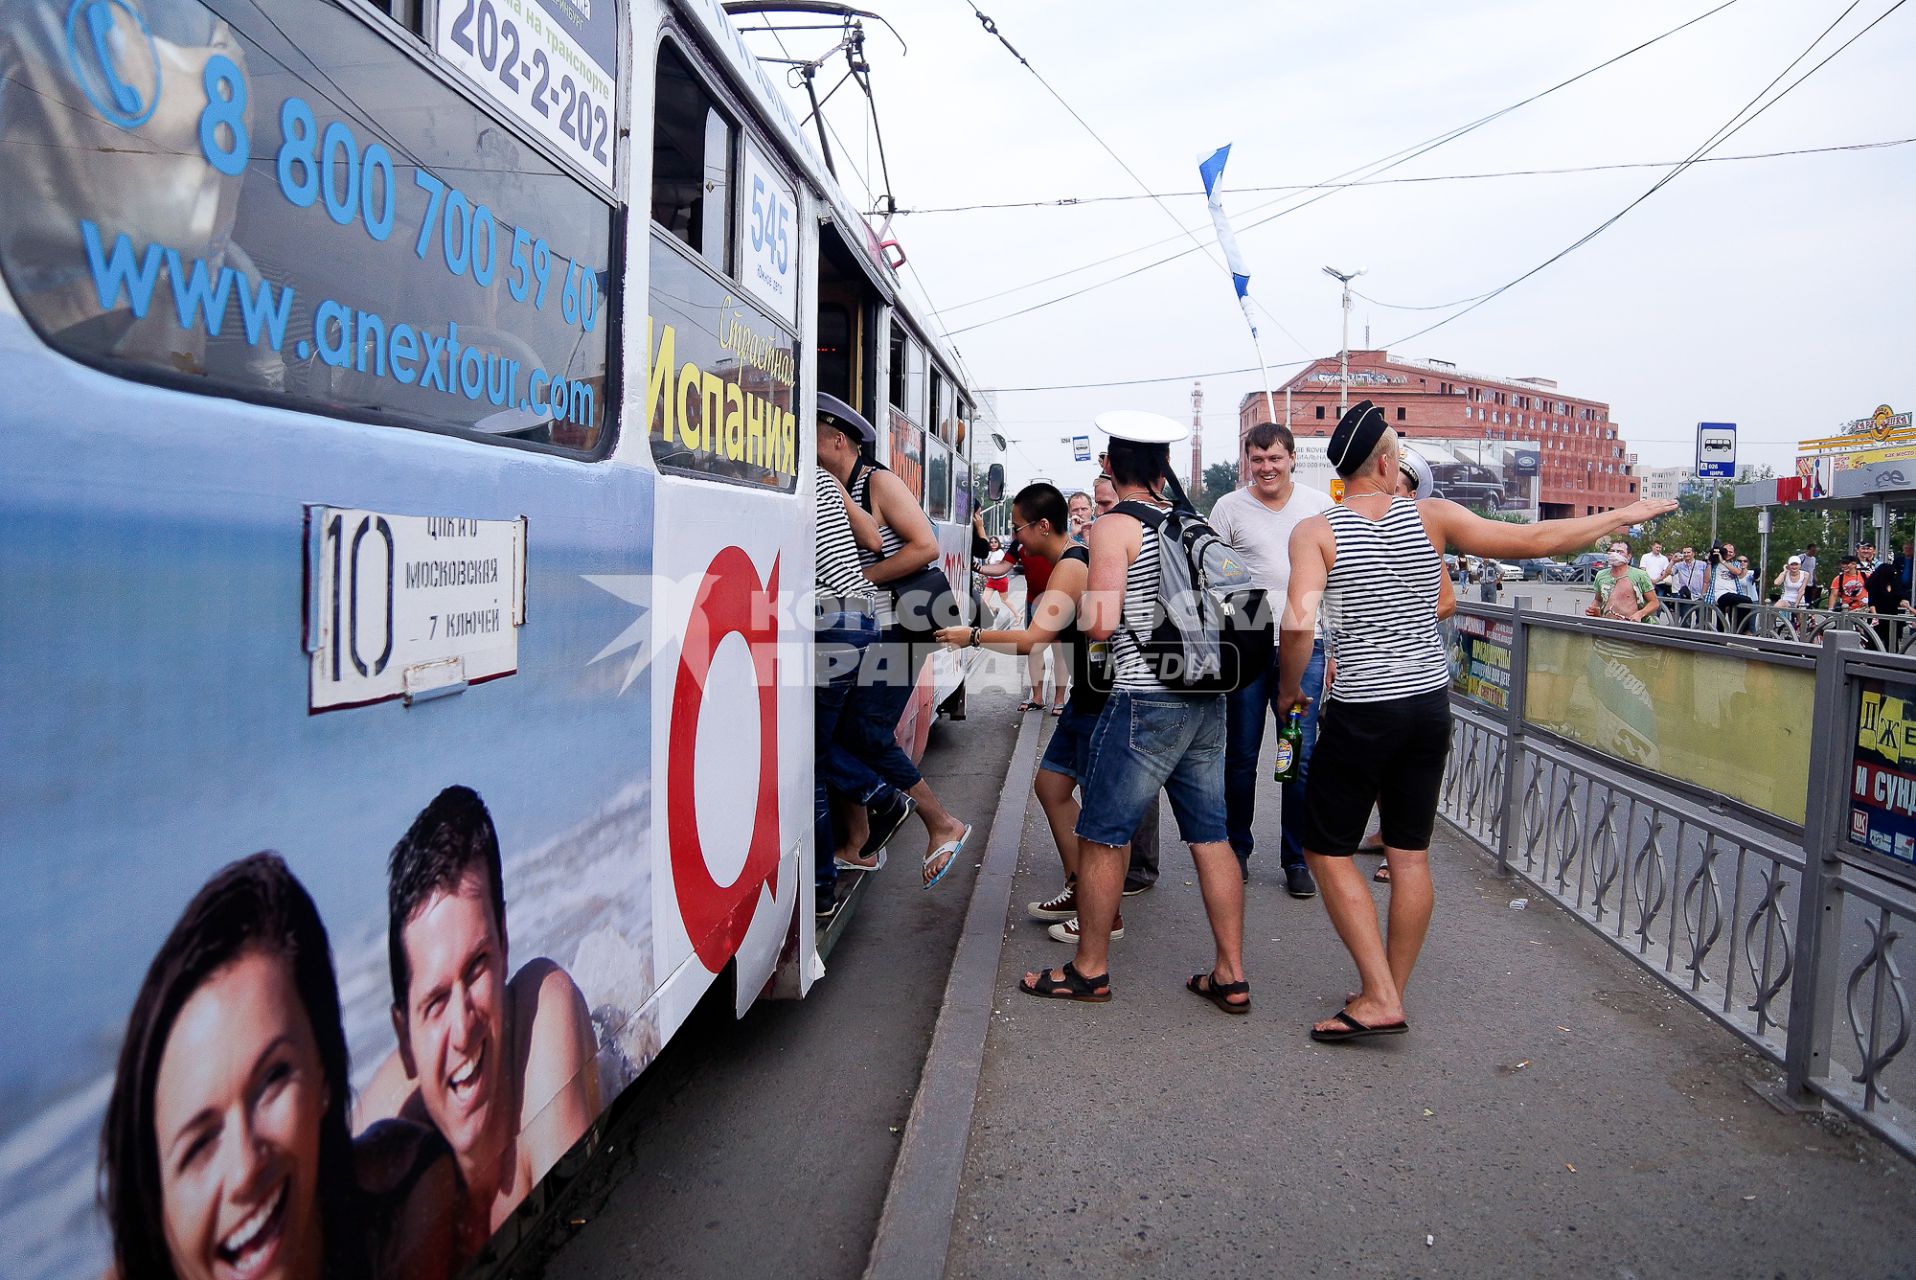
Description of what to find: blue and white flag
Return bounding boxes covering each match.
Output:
[1198,143,1258,338]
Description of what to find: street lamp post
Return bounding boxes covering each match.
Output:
[1322,265,1366,417]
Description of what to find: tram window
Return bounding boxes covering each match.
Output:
[818,304,852,404]
[888,324,907,411]
[930,367,947,443]
[653,43,733,273]
[954,397,971,455]
[889,413,924,500]
[925,435,951,521]
[953,456,973,523]
[356,0,425,36]
[0,0,617,453]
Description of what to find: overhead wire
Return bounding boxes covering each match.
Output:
[951,2,1244,312]
[978,0,1906,394]
[940,0,1746,328]
[894,137,1916,214]
[1379,0,1906,350]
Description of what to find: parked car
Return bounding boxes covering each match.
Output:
[1498,561,1525,582]
[1516,558,1559,581]
[1562,552,1608,583]
[1444,553,1461,581]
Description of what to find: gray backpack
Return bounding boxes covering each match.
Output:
[1109,501,1255,692]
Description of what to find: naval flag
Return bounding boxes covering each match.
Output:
[1198,143,1258,338]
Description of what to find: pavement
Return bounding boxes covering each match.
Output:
[517,674,1027,1280]
[941,713,1916,1279]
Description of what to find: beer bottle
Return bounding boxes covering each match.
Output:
[1272,708,1304,783]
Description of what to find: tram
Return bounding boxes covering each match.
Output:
[0,0,993,1274]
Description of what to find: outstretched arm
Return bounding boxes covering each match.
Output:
[1421,496,1676,560]
[935,559,1086,652]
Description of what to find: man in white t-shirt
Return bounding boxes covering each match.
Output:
[1638,541,1672,600]
[1210,421,1335,898]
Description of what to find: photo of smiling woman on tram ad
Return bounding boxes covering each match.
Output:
[100,853,458,1280]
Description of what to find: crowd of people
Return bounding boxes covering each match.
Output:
[1594,535,1915,640]
[915,401,1670,1037]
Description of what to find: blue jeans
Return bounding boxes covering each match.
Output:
[815,611,879,892]
[823,631,925,808]
[1223,637,1325,870]
[1075,691,1229,847]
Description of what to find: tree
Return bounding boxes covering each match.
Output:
[1624,465,1838,574]
[1198,461,1238,515]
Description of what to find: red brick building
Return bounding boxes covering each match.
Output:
[1238,349,1636,518]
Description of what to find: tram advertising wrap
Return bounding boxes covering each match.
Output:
[1851,679,1916,869]
[646,235,799,490]
[0,0,613,452]
[0,1,664,1277]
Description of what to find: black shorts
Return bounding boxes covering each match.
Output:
[1300,687,1453,856]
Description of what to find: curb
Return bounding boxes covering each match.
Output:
[862,708,1043,1280]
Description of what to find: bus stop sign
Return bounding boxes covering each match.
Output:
[1697,422,1737,479]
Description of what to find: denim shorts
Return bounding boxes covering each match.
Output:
[1075,691,1229,848]
[1038,701,1099,782]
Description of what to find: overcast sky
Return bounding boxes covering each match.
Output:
[749,0,1913,492]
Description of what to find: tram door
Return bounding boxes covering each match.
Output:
[643,38,812,1027]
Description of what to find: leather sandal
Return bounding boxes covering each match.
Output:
[1019,960,1112,1003]
[1186,970,1250,1015]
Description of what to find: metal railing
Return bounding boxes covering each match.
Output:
[1656,597,1916,652]
[1440,601,1916,1160]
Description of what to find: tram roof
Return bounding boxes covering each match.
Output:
[672,0,987,407]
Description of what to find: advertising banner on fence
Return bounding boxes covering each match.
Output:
[1523,629,1813,825]
[1850,679,1916,869]
[1450,613,1513,710]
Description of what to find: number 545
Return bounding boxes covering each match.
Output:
[749,176,789,274]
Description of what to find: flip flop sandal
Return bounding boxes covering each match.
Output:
[1309,1008,1409,1043]
[922,823,973,890]
[1019,960,1111,1003]
[1050,704,1066,717]
[834,849,886,874]
[1018,699,1043,713]
[1186,971,1251,1015]
[1372,864,1392,884]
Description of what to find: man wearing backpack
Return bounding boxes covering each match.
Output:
[1018,411,1250,1013]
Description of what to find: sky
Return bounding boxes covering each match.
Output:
[744,0,1915,494]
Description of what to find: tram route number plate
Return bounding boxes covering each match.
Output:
[304,507,527,712]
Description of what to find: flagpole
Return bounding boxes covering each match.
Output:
[1251,330,1276,425]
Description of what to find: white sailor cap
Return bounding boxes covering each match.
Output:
[1094,409,1189,444]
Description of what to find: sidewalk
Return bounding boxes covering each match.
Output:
[944,727,1916,1278]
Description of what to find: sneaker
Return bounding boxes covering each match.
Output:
[1027,880,1078,922]
[1121,879,1153,897]
[1048,913,1123,943]
[860,792,917,860]
[1284,863,1318,899]
[816,886,840,921]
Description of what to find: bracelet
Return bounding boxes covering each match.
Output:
[969,627,981,648]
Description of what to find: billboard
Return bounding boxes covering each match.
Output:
[1291,437,1540,519]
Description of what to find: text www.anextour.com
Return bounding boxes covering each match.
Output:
[81,220,596,429]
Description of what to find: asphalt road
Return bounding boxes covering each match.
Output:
[505,667,1026,1280]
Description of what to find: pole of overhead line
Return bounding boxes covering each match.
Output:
[1339,280,1351,417]
[1323,265,1366,418]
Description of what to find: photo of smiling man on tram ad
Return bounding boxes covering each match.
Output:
[355,785,602,1266]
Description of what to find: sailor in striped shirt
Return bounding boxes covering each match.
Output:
[1280,401,1673,1043]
